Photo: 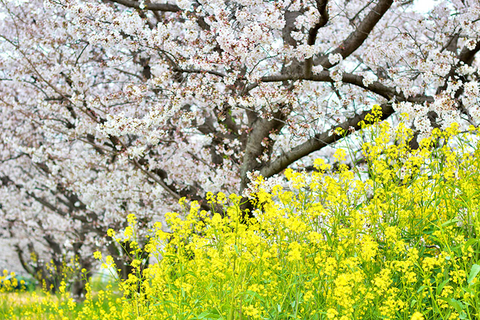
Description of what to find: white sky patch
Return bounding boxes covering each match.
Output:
[414,0,443,13]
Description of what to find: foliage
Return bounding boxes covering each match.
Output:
[3,120,480,319]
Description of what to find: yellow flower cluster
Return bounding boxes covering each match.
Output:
[75,122,477,320]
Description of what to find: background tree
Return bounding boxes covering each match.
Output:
[1,0,480,294]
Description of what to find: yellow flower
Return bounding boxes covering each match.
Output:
[304,290,314,302]
[206,192,214,201]
[285,168,294,180]
[228,193,242,202]
[327,308,338,319]
[333,148,347,162]
[216,192,227,204]
[124,226,133,239]
[105,255,115,267]
[314,158,330,171]
[93,251,102,260]
[411,312,424,320]
[131,259,141,268]
[127,213,137,226]
[287,242,303,262]
[334,127,345,135]
[178,196,186,206]
[107,228,115,237]
[360,234,378,261]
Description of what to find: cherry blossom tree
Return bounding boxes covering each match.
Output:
[1,0,480,294]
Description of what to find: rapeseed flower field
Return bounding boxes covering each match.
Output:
[2,112,480,319]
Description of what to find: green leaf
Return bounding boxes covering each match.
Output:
[410,299,417,307]
[436,279,449,295]
[447,298,465,313]
[441,219,459,227]
[416,285,427,293]
[467,264,480,285]
[464,238,479,248]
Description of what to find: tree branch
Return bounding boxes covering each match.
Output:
[131,159,181,201]
[458,41,480,65]
[260,103,396,178]
[240,110,287,191]
[178,67,226,78]
[14,244,35,275]
[436,40,480,95]
[261,71,401,101]
[0,153,26,163]
[108,0,180,12]
[316,0,393,69]
[305,0,329,78]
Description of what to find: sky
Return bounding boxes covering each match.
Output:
[414,0,443,13]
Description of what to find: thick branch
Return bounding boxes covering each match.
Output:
[0,153,26,163]
[316,0,393,69]
[1,175,69,217]
[43,234,63,257]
